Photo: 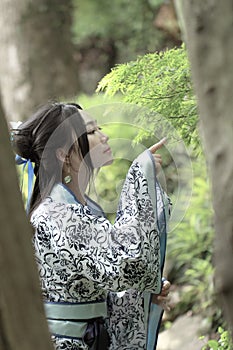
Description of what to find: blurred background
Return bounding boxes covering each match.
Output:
[0,0,181,121]
[0,1,230,349]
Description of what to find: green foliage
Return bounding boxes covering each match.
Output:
[97,45,199,149]
[76,92,123,108]
[169,166,213,281]
[167,157,221,326]
[96,44,225,338]
[201,327,233,350]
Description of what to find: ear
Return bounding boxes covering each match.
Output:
[56,148,67,163]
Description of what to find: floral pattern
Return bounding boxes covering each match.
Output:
[31,157,165,349]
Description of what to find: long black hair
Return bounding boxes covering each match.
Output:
[13,102,93,215]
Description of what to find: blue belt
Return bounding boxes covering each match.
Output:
[44,300,108,339]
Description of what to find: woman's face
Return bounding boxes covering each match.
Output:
[80,110,113,168]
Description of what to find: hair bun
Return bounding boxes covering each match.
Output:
[11,124,36,162]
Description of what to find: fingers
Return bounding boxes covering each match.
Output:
[161,280,171,296]
[155,295,168,302]
[149,139,166,173]
[162,280,171,291]
[153,154,162,165]
[160,300,171,312]
[151,295,171,311]
[152,153,163,174]
[149,137,166,154]
[154,154,162,161]
[152,279,172,310]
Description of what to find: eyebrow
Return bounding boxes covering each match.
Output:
[85,120,97,126]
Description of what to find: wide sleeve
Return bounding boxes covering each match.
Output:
[31,156,161,295]
[107,150,171,350]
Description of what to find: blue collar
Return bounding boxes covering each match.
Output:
[49,183,105,218]
[49,183,82,205]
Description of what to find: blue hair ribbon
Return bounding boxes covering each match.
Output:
[15,155,34,213]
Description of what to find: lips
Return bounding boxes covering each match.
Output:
[103,147,111,153]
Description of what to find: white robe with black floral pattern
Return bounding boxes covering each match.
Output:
[31,154,165,350]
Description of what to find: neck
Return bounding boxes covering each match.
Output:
[63,164,90,205]
[65,181,87,205]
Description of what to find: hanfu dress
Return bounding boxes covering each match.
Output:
[31,150,170,350]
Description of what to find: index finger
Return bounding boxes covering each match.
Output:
[149,137,166,154]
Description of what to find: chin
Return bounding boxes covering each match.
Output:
[93,157,113,168]
[102,158,114,167]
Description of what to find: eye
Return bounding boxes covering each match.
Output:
[87,126,102,135]
[87,129,96,135]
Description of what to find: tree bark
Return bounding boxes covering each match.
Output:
[177,0,233,334]
[0,97,53,349]
[0,0,79,121]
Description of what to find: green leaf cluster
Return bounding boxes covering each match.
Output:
[202,327,233,350]
[97,45,199,149]
[167,157,220,326]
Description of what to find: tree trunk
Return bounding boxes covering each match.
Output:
[0,0,79,121]
[0,97,53,349]
[177,0,233,334]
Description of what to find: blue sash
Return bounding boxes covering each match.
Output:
[44,300,108,339]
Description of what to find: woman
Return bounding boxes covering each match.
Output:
[12,102,170,349]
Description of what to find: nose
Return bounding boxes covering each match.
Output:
[98,130,109,143]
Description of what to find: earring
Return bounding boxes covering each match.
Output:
[64,158,72,184]
[64,174,72,184]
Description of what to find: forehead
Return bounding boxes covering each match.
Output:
[79,110,96,126]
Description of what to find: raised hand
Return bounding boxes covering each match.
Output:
[148,137,166,173]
